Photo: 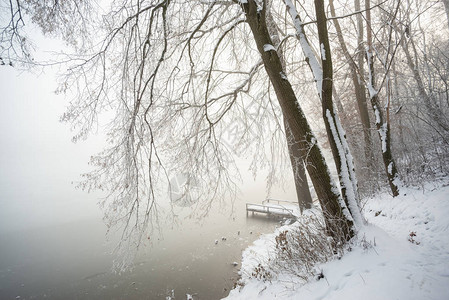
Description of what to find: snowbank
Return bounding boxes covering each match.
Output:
[225,182,449,300]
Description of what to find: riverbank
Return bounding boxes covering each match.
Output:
[225,180,449,300]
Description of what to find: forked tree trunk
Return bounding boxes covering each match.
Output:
[242,0,354,240]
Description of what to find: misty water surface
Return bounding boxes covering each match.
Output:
[0,197,287,299]
[0,67,297,299]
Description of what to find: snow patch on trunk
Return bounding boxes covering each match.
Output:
[388,162,393,175]
[320,43,326,60]
[280,72,288,80]
[333,107,360,211]
[263,44,276,52]
[379,123,387,153]
[366,49,378,98]
[326,109,364,228]
[374,105,381,124]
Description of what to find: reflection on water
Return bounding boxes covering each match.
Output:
[0,201,284,299]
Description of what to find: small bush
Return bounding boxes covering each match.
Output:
[243,211,347,286]
[251,263,273,283]
[271,212,343,281]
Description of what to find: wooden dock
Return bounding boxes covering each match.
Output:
[246,198,299,217]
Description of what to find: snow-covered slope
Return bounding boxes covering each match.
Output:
[225,183,449,300]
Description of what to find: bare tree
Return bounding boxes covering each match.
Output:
[242,0,354,240]
[0,0,92,66]
[365,0,402,196]
[1,0,30,66]
[442,0,449,30]
[2,0,399,268]
[282,0,363,227]
[329,0,374,166]
[400,16,449,138]
[266,7,313,211]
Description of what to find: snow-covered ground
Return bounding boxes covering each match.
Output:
[225,181,449,300]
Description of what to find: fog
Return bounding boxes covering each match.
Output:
[0,66,298,299]
[0,67,105,232]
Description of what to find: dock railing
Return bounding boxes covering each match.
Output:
[262,198,298,206]
[246,203,295,217]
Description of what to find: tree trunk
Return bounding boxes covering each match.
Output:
[365,0,400,197]
[266,9,313,211]
[284,122,313,211]
[242,0,354,240]
[314,0,364,227]
[330,0,374,165]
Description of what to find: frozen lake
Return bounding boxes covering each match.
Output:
[0,200,285,299]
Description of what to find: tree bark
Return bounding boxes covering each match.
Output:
[266,9,313,211]
[284,122,313,211]
[314,0,363,227]
[242,0,354,240]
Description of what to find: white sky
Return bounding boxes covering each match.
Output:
[0,66,103,232]
[0,12,299,234]
[0,63,299,233]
